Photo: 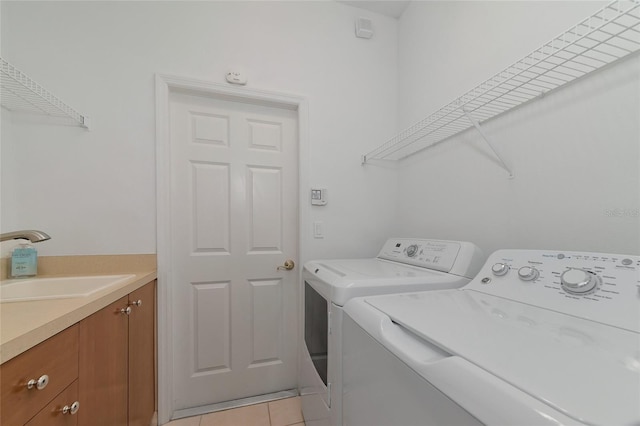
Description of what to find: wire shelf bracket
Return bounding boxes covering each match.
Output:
[462,108,514,179]
[361,0,640,172]
[0,57,90,129]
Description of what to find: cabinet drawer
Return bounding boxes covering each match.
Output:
[1,324,79,426]
[26,380,79,426]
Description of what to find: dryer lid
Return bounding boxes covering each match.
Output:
[364,289,640,426]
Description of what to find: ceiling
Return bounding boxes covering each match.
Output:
[337,1,411,19]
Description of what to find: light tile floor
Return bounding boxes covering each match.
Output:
[166,396,305,426]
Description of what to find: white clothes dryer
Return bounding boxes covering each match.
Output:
[299,238,484,426]
[342,249,640,426]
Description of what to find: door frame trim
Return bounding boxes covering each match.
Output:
[155,74,309,423]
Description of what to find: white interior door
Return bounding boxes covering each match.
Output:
[169,90,299,410]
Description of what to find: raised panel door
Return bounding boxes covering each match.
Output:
[170,92,299,409]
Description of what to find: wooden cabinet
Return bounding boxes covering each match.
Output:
[0,280,156,426]
[78,280,156,426]
[0,325,79,426]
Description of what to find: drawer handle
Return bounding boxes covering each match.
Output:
[120,306,132,315]
[27,374,49,390]
[129,299,142,307]
[62,401,80,415]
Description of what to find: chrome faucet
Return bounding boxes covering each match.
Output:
[0,230,51,243]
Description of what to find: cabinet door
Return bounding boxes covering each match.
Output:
[78,296,129,426]
[26,380,79,426]
[128,281,156,426]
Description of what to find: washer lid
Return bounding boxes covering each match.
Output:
[364,289,640,426]
[310,258,443,279]
[304,259,465,306]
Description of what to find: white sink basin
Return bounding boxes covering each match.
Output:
[0,274,136,303]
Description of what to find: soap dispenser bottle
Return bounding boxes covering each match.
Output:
[11,243,38,278]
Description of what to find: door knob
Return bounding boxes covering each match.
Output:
[277,260,295,271]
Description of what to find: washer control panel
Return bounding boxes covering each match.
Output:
[376,238,484,279]
[377,238,462,272]
[468,249,639,332]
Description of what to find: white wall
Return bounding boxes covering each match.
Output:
[0,1,399,260]
[395,1,639,256]
[4,1,636,262]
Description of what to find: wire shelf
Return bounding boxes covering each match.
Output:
[362,0,640,163]
[0,57,89,129]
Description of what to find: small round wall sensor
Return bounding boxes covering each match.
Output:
[226,71,247,85]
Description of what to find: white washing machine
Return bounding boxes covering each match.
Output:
[299,238,484,426]
[342,249,640,425]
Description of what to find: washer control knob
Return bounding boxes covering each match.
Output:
[561,268,600,294]
[491,263,509,276]
[517,266,539,281]
[406,244,419,258]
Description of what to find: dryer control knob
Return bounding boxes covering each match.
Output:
[406,244,419,258]
[491,263,509,276]
[561,269,600,294]
[518,266,539,281]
